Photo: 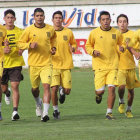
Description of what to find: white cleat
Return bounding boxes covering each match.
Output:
[36,99,42,117]
[41,112,49,122]
[11,111,20,121]
[5,95,10,105]
[5,88,11,105]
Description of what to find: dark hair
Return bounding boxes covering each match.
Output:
[4,9,15,17]
[34,8,44,16]
[52,11,63,19]
[99,11,110,20]
[117,14,128,23]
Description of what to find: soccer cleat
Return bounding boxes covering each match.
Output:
[96,95,102,104]
[118,103,125,114]
[59,87,65,104]
[53,110,60,119]
[36,99,42,117]
[0,112,2,121]
[41,112,50,122]
[125,110,133,118]
[5,89,11,105]
[106,113,115,120]
[11,111,20,121]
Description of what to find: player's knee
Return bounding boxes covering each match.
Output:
[64,88,71,95]
[31,87,39,97]
[119,85,125,90]
[51,86,59,94]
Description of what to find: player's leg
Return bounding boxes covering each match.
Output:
[106,69,118,120]
[51,69,60,119]
[59,69,71,104]
[94,70,106,104]
[9,67,23,121]
[40,66,52,122]
[11,81,20,121]
[125,89,134,118]
[1,68,11,105]
[30,66,42,117]
[117,70,127,113]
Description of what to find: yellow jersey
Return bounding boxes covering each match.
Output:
[0,24,7,63]
[52,27,77,69]
[85,27,123,70]
[19,24,57,67]
[3,26,25,68]
[118,30,138,69]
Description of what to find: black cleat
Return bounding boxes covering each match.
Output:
[41,115,50,122]
[96,95,102,104]
[53,110,60,119]
[106,113,115,120]
[59,87,65,104]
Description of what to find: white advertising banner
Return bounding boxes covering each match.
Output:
[0,4,139,67]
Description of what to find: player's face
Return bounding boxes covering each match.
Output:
[117,17,128,32]
[34,12,45,25]
[52,14,63,27]
[100,15,111,30]
[4,13,16,26]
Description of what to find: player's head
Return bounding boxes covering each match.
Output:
[99,11,111,30]
[33,8,45,25]
[117,14,128,32]
[52,11,63,28]
[4,9,16,26]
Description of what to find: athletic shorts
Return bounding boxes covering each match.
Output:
[51,69,72,89]
[94,69,118,90]
[1,66,23,85]
[0,61,3,77]
[118,69,140,89]
[29,65,52,88]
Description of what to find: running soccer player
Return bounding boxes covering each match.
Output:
[51,11,77,119]
[0,24,7,120]
[1,9,25,121]
[117,14,140,118]
[19,8,56,122]
[85,11,124,120]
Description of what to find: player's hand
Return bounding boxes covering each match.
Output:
[4,39,9,47]
[70,45,75,53]
[18,49,24,56]
[119,46,124,52]
[51,47,56,55]
[4,46,11,54]
[93,50,100,57]
[30,42,38,49]
[134,52,140,60]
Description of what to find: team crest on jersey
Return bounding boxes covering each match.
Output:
[0,32,3,37]
[125,38,130,44]
[46,32,51,38]
[100,36,103,39]
[63,35,68,41]
[112,34,116,39]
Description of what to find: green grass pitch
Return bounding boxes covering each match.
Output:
[0,68,140,140]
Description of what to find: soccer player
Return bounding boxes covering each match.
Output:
[0,24,7,120]
[117,14,140,118]
[1,9,25,121]
[85,11,123,120]
[51,11,77,119]
[18,8,56,122]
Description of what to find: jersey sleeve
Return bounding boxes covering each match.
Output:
[18,28,30,50]
[50,29,57,48]
[69,30,77,51]
[85,31,95,56]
